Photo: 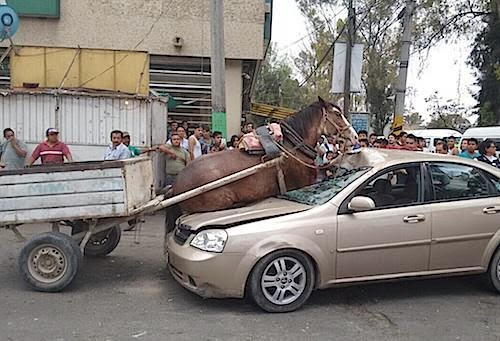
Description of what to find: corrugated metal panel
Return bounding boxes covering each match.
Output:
[250,102,296,120]
[0,91,165,148]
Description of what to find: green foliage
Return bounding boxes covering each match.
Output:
[469,0,500,126]
[254,45,309,110]
[405,112,424,128]
[425,92,472,131]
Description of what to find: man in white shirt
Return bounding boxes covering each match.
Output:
[104,130,131,160]
[188,125,204,160]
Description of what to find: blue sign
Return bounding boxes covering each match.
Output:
[351,112,370,133]
[0,5,19,41]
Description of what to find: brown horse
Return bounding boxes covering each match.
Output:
[169,98,357,219]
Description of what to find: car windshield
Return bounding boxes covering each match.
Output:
[279,167,372,205]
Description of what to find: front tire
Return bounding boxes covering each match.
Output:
[487,247,500,293]
[18,232,82,292]
[248,249,315,313]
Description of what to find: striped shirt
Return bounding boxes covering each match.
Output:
[31,140,71,165]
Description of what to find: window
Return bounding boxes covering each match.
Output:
[428,163,496,201]
[482,171,500,194]
[338,164,422,213]
[7,0,60,18]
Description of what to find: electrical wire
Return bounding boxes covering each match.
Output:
[298,23,346,88]
[79,0,172,88]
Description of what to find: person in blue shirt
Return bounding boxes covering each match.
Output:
[459,137,480,159]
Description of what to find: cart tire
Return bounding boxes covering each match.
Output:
[18,232,82,292]
[83,226,121,257]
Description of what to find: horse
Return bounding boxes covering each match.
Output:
[165,97,358,230]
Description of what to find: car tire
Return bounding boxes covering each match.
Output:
[248,249,315,313]
[487,246,500,293]
[83,226,121,257]
[18,232,82,292]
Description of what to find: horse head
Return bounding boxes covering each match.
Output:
[317,96,358,146]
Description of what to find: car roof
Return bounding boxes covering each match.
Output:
[406,129,462,138]
[342,148,500,176]
[462,126,500,139]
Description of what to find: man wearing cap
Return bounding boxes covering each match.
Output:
[104,130,131,160]
[27,128,73,166]
[122,131,154,157]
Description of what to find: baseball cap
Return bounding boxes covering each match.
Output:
[46,128,59,136]
[122,131,130,137]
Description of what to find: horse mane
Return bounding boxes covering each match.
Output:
[283,101,323,139]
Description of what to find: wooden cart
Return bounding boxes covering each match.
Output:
[0,156,283,292]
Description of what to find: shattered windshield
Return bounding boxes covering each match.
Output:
[279,167,372,205]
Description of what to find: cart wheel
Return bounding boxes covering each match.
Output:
[18,232,82,292]
[83,226,121,257]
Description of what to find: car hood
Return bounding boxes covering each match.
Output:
[178,197,312,231]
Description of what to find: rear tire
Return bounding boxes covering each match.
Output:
[487,247,500,293]
[248,249,315,313]
[18,232,82,292]
[83,226,121,257]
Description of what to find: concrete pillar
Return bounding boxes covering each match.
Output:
[224,59,243,138]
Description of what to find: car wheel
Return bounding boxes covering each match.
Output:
[248,249,315,313]
[487,247,500,293]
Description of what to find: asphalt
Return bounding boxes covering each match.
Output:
[0,213,499,341]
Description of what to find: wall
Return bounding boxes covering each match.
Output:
[0,90,167,188]
[2,0,265,60]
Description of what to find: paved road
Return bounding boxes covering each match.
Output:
[1,214,499,341]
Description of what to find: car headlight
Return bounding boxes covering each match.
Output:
[190,229,228,253]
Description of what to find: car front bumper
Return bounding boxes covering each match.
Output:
[166,233,249,299]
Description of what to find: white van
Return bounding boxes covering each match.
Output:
[462,126,500,157]
[406,129,462,153]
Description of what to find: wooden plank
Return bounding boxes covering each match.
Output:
[123,158,154,210]
[0,168,122,185]
[0,204,127,225]
[0,177,124,198]
[0,192,125,211]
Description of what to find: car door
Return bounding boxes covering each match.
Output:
[426,162,500,270]
[335,163,432,279]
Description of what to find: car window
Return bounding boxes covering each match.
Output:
[279,167,371,205]
[482,171,500,194]
[428,163,496,201]
[354,165,421,209]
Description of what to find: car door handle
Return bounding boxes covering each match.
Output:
[483,206,500,214]
[403,214,426,224]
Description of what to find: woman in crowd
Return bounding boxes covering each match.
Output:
[476,139,500,168]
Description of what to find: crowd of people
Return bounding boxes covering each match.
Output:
[2,124,499,186]
[314,129,499,174]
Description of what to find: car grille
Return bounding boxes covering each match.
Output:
[174,225,193,245]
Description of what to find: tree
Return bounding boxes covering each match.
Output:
[469,0,500,125]
[254,45,308,109]
[293,0,492,133]
[425,92,472,131]
[405,112,424,128]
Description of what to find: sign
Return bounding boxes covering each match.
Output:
[351,112,370,133]
[211,112,227,138]
[331,42,364,93]
[7,0,59,18]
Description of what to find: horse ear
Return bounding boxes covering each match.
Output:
[318,96,326,105]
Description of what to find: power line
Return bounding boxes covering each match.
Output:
[298,24,346,88]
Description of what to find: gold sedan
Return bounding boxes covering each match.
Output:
[167,149,500,312]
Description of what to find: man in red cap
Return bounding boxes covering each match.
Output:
[27,128,73,166]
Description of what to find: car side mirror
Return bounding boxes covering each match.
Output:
[348,196,375,212]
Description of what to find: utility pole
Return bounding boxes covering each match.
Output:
[210,0,227,137]
[392,0,415,134]
[343,0,355,121]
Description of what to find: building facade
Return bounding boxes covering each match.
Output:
[2,0,272,136]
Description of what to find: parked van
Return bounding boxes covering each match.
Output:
[406,129,462,153]
[462,126,500,157]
